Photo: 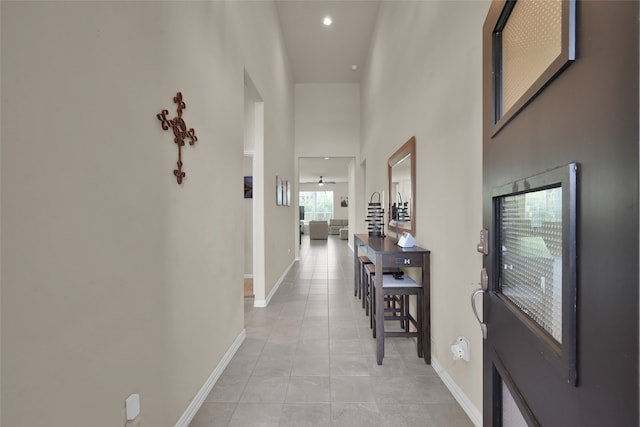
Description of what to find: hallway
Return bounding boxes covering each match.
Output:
[189,236,473,426]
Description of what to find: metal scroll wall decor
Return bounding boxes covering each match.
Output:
[157,92,198,184]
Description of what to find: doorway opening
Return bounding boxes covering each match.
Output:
[244,71,264,306]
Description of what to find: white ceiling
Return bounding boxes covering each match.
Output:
[275,1,380,84]
[277,1,379,183]
[299,157,353,184]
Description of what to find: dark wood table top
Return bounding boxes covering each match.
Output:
[354,234,430,254]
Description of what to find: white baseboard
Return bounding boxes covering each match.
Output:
[431,356,482,427]
[253,259,295,308]
[174,329,246,427]
[243,274,253,279]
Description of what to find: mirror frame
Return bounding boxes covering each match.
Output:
[388,136,416,236]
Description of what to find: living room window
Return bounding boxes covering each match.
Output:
[299,191,334,222]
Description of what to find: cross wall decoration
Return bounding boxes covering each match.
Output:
[157,92,198,184]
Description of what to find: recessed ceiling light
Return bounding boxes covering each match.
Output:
[351,65,358,71]
[323,17,332,26]
[324,157,330,160]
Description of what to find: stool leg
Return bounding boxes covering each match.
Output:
[416,293,423,358]
[362,266,367,309]
[365,273,375,316]
[371,280,376,336]
[353,258,362,297]
[357,261,362,299]
[403,295,409,332]
[363,269,371,312]
[358,262,364,300]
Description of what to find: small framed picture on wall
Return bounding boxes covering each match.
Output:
[285,180,291,206]
[276,176,283,206]
[244,176,253,199]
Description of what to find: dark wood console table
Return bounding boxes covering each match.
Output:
[354,234,431,365]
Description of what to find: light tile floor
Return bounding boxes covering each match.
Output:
[189,235,474,427]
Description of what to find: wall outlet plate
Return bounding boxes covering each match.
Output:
[126,393,140,421]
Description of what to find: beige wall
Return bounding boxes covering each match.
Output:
[1,2,293,427]
[294,84,360,158]
[360,1,490,423]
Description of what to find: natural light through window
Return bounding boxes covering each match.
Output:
[300,191,334,222]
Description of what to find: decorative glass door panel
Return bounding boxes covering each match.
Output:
[499,187,563,343]
[492,163,577,384]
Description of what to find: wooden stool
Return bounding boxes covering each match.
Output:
[370,273,424,358]
[356,255,372,300]
[363,264,402,320]
[363,263,375,315]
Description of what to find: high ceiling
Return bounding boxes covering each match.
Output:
[276,1,378,183]
[299,157,353,185]
[275,1,380,84]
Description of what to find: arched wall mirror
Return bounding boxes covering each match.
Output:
[388,136,416,236]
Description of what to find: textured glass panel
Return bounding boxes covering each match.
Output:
[502,0,562,112]
[502,380,528,427]
[500,187,562,343]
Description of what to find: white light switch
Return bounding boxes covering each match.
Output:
[126,393,140,421]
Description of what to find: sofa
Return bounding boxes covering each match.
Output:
[328,219,348,235]
[309,221,329,240]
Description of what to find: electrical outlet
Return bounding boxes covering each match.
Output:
[126,393,140,421]
[451,336,471,362]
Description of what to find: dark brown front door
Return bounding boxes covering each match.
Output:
[481,1,638,426]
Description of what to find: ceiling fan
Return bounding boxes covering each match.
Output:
[318,176,336,186]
